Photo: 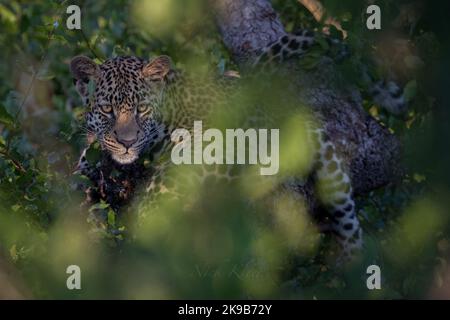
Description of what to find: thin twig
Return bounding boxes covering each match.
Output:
[16,28,54,119]
[80,28,102,61]
[0,150,26,173]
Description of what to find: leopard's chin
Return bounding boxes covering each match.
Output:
[111,152,139,165]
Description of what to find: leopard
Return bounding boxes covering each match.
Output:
[70,31,406,265]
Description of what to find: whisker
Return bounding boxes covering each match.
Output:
[103,141,123,152]
[78,125,95,135]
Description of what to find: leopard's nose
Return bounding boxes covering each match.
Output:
[113,128,140,149]
[117,137,138,148]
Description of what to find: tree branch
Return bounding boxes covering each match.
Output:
[211,0,402,196]
[297,0,347,38]
[212,0,287,63]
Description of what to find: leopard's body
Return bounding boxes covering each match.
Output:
[71,32,405,264]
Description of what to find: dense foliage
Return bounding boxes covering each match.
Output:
[0,0,449,299]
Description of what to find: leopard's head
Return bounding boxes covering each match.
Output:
[70,55,171,164]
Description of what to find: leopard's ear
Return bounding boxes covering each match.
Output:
[70,56,99,102]
[70,56,99,80]
[142,55,171,81]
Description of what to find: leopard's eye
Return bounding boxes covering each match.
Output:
[99,104,113,114]
[137,103,151,114]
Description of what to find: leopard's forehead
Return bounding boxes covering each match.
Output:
[95,56,149,106]
[100,56,145,72]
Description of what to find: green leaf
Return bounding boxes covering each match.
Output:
[107,210,116,227]
[10,244,18,262]
[85,145,101,164]
[0,103,14,127]
[0,4,17,24]
[89,201,110,213]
